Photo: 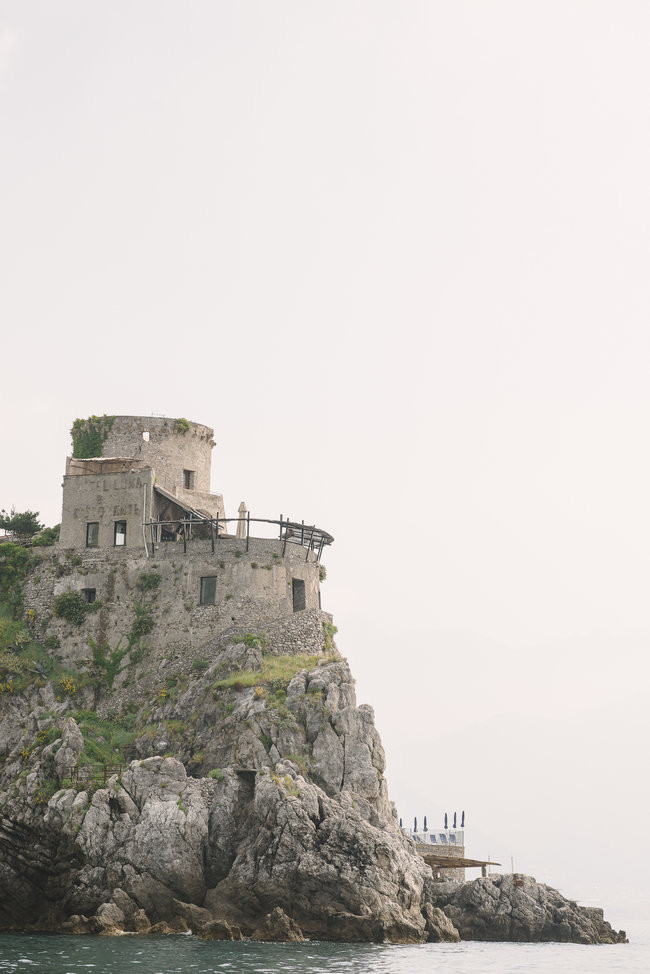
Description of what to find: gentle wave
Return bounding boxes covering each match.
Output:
[0,934,646,974]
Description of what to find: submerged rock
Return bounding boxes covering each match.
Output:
[251,907,304,942]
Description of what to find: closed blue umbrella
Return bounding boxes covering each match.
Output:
[424,816,428,832]
[444,812,448,829]
[414,817,418,833]
[453,812,457,829]
[399,818,403,828]
[461,810,465,828]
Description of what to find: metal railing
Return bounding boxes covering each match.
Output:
[70,764,124,785]
[142,515,333,562]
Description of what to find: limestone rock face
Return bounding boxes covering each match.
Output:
[53,718,84,779]
[0,636,627,945]
[422,902,461,943]
[428,874,628,944]
[201,763,431,942]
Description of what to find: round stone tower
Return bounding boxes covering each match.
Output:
[99,416,215,493]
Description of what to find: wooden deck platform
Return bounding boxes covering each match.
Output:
[422,855,501,870]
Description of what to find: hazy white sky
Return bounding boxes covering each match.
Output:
[2,2,649,932]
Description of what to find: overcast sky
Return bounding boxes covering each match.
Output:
[1,1,649,934]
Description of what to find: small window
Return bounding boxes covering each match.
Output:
[200,576,216,605]
[86,522,99,547]
[114,521,127,546]
[183,469,195,489]
[292,578,306,612]
[81,588,96,603]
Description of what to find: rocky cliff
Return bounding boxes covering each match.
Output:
[0,543,627,944]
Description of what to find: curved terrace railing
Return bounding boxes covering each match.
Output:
[143,515,333,561]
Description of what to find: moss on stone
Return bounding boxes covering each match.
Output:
[71,415,115,459]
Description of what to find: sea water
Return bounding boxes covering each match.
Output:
[0,934,647,974]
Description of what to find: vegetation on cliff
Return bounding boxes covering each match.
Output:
[0,522,627,945]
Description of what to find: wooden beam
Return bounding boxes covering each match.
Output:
[422,855,501,869]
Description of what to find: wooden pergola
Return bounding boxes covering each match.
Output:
[143,509,334,560]
[422,855,501,878]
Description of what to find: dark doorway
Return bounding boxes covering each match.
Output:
[292,578,306,612]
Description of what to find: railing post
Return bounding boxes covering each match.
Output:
[210,518,215,553]
[216,513,219,544]
[246,510,250,552]
[279,514,283,541]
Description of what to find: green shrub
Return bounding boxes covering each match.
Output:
[319,564,327,583]
[191,658,209,672]
[0,543,37,619]
[32,524,60,547]
[129,603,154,642]
[136,572,161,592]
[231,632,268,650]
[173,417,190,434]
[0,509,43,540]
[0,618,29,653]
[207,768,224,781]
[34,779,60,804]
[323,621,338,653]
[43,634,61,649]
[87,637,129,689]
[129,645,145,665]
[53,591,89,626]
[71,415,115,459]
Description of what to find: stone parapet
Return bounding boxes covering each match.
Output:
[23,538,328,667]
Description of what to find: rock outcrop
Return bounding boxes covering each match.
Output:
[0,625,627,945]
[428,873,627,944]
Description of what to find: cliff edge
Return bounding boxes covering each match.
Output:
[0,542,626,944]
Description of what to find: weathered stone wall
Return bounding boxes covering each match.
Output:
[59,468,154,549]
[23,538,328,665]
[414,841,466,883]
[61,416,226,546]
[100,416,215,494]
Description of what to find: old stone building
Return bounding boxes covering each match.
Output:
[25,415,334,662]
[59,415,226,550]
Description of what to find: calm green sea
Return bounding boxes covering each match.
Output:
[0,934,647,974]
